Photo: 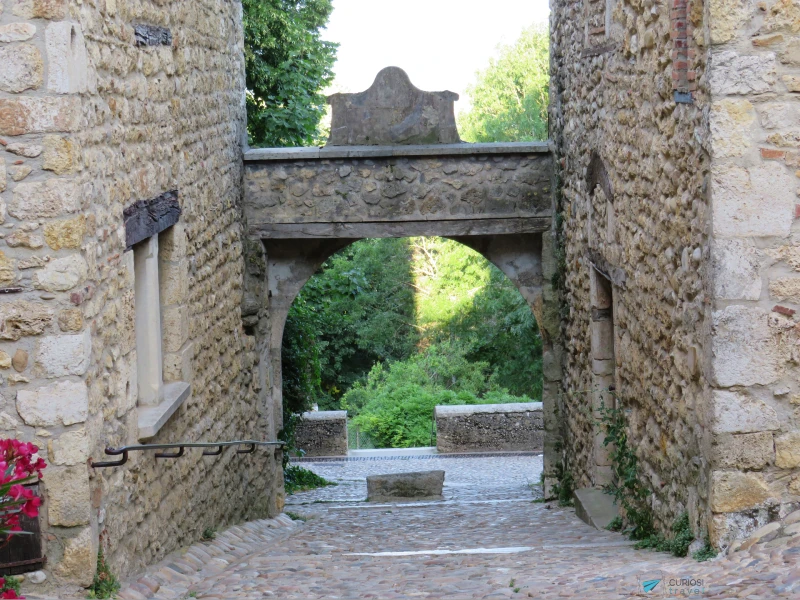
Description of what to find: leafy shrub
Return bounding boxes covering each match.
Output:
[284,465,336,495]
[87,548,120,599]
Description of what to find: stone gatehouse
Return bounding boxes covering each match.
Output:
[0,0,797,588]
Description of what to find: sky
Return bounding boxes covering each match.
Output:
[322,0,550,111]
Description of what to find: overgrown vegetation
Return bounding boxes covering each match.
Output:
[0,576,20,598]
[243,0,337,147]
[285,511,308,521]
[201,527,216,542]
[550,460,574,507]
[87,548,120,599]
[284,464,336,495]
[282,237,543,449]
[458,24,549,143]
[596,399,715,561]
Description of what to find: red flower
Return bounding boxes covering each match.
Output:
[1,589,20,599]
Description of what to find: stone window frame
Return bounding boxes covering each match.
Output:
[125,193,191,439]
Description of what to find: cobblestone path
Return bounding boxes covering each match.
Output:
[111,453,799,599]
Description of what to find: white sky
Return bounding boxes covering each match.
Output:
[322,0,550,110]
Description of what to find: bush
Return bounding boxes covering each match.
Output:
[284,465,336,495]
[345,342,533,448]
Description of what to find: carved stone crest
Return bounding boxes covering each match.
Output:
[326,67,461,146]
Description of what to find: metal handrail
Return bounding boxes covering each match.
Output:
[90,440,285,468]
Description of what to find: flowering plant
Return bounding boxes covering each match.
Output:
[0,439,45,539]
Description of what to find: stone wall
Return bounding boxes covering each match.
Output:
[704,0,800,547]
[435,402,543,453]
[550,0,711,538]
[294,411,348,457]
[0,0,282,586]
[551,0,800,548]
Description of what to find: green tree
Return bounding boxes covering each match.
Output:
[458,24,549,143]
[283,238,418,408]
[243,0,338,147]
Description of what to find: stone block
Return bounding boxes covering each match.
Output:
[48,429,88,466]
[711,239,762,301]
[42,135,81,174]
[12,0,67,19]
[33,254,88,292]
[8,179,79,219]
[35,330,91,377]
[0,23,37,42]
[46,22,89,94]
[709,51,776,96]
[0,352,10,369]
[711,162,796,238]
[711,307,780,387]
[710,99,755,158]
[712,432,774,470]
[0,157,5,193]
[573,487,619,530]
[366,470,445,502]
[12,349,28,372]
[708,0,752,45]
[54,526,96,587]
[710,471,774,513]
[0,251,14,285]
[44,215,86,250]
[16,379,88,426]
[711,390,779,434]
[57,308,83,332]
[775,431,800,468]
[0,43,43,93]
[43,466,90,526]
[590,319,614,360]
[6,230,44,249]
[769,277,800,303]
[161,305,189,353]
[163,342,193,383]
[0,301,53,340]
[159,259,188,305]
[758,103,800,130]
[0,96,81,136]
[782,39,800,65]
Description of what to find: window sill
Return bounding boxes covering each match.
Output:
[137,381,191,440]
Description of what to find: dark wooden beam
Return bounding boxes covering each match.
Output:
[124,190,180,249]
[248,217,550,239]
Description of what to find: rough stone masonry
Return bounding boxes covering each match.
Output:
[0,0,799,590]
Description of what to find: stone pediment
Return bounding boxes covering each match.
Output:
[326,67,461,146]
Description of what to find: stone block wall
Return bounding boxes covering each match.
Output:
[435,402,543,453]
[552,0,800,548]
[294,411,348,457]
[550,0,711,537]
[704,0,800,547]
[0,0,282,585]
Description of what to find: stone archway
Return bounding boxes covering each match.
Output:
[240,67,559,485]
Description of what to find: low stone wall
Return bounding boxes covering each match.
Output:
[435,403,543,453]
[294,411,348,457]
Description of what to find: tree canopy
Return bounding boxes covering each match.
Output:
[243,0,338,147]
[458,24,549,143]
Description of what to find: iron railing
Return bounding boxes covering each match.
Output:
[91,440,284,468]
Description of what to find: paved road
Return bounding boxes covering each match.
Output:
[111,453,799,599]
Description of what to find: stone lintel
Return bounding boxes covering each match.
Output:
[244,142,551,162]
[249,217,550,240]
[137,381,191,440]
[124,190,180,249]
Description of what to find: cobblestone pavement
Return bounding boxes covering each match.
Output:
[102,453,800,599]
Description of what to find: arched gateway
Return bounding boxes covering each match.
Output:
[241,68,560,489]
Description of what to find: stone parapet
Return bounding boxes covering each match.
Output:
[294,411,348,457]
[435,402,543,453]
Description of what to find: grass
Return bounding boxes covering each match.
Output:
[86,548,120,599]
[201,527,216,542]
[284,464,336,495]
[633,512,694,558]
[692,538,717,562]
[285,511,307,521]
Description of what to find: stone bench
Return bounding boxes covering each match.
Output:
[366,470,445,502]
[435,402,543,453]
